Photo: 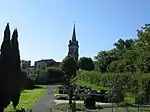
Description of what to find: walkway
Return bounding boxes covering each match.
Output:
[32,85,62,112]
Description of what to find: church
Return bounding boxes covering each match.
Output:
[29,24,79,73]
[68,24,79,61]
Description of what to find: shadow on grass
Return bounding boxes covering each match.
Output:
[8,108,28,112]
[24,85,43,90]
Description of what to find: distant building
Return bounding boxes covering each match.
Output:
[68,24,79,61]
[34,59,56,72]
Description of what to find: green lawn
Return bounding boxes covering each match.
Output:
[5,85,46,112]
[54,103,83,111]
[75,80,108,90]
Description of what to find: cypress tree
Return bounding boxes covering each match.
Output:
[0,23,11,112]
[10,29,21,109]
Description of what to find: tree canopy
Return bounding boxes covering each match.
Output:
[94,24,150,73]
[78,57,94,70]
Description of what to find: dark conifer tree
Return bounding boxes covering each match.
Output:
[10,29,21,109]
[0,23,11,112]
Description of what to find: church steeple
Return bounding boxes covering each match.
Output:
[68,23,79,62]
[72,23,76,41]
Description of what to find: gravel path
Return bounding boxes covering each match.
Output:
[32,85,62,112]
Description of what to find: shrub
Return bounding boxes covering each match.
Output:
[46,67,65,83]
[25,74,36,89]
[59,89,63,94]
[84,96,96,109]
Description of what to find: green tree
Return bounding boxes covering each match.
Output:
[94,49,117,72]
[78,57,94,70]
[46,67,65,83]
[61,56,77,105]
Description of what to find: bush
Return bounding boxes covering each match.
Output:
[135,91,145,105]
[25,74,36,89]
[84,96,96,109]
[36,67,65,84]
[59,89,63,94]
[46,67,65,83]
[77,70,150,93]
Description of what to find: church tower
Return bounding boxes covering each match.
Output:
[68,24,79,61]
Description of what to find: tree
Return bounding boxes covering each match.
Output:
[0,23,22,112]
[46,67,65,83]
[61,56,77,105]
[78,57,94,70]
[61,56,77,83]
[0,23,12,111]
[21,60,31,69]
[94,49,117,73]
[10,29,22,109]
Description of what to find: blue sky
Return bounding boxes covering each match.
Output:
[0,0,149,65]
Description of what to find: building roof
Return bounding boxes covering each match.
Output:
[35,59,56,63]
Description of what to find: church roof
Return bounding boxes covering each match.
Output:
[72,24,76,41]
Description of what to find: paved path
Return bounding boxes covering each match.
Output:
[32,85,62,112]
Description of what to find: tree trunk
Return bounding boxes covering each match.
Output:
[69,85,73,105]
[0,107,4,112]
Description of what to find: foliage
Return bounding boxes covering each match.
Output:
[46,67,65,83]
[78,57,94,70]
[61,55,77,105]
[55,103,83,111]
[21,60,31,70]
[84,96,96,109]
[61,56,77,82]
[25,74,36,89]
[36,67,65,84]
[94,24,150,74]
[0,23,22,111]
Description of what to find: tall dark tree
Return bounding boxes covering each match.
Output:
[61,56,77,105]
[78,57,94,70]
[0,23,22,112]
[0,23,12,112]
[10,29,21,109]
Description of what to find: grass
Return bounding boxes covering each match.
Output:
[54,86,60,94]
[75,80,108,90]
[54,103,83,111]
[124,92,135,103]
[5,85,46,112]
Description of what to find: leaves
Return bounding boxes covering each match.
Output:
[78,57,94,70]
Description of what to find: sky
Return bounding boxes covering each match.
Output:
[0,0,149,65]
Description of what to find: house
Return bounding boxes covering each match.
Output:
[34,59,56,72]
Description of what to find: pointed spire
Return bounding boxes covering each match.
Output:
[72,23,76,41]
